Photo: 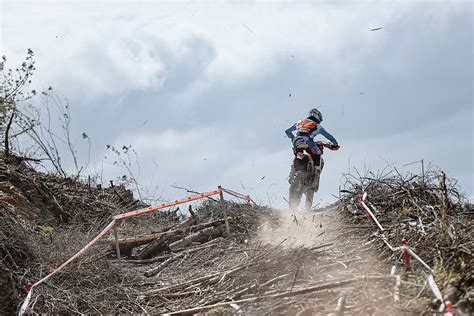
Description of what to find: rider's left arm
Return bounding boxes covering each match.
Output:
[285,123,297,140]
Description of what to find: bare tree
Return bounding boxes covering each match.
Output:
[104,144,143,200]
[14,91,91,177]
[0,49,37,157]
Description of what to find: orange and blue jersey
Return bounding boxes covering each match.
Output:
[285,117,338,166]
[285,117,338,145]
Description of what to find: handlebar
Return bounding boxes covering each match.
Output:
[316,141,340,151]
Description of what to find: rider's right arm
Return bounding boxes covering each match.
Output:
[318,126,338,145]
[285,123,297,140]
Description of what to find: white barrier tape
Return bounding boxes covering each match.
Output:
[360,200,385,231]
[381,237,404,252]
[18,287,32,316]
[384,236,433,273]
[382,237,430,270]
[221,188,256,205]
[428,275,444,302]
[360,192,443,308]
[407,248,434,273]
[35,219,117,287]
[363,194,433,273]
[359,193,384,231]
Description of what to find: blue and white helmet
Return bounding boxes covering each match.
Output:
[308,108,323,122]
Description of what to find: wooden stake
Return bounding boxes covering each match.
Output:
[218,186,230,235]
[188,205,196,217]
[402,239,409,270]
[114,225,121,261]
[421,159,425,184]
[218,186,224,201]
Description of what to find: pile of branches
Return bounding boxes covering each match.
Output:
[108,201,275,262]
[0,154,143,312]
[0,153,143,225]
[31,199,388,314]
[29,201,257,313]
[339,165,473,312]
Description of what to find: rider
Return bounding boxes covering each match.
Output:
[285,108,339,168]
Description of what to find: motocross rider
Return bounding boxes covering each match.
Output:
[285,108,340,185]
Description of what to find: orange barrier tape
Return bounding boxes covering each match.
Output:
[35,219,117,287]
[114,190,220,220]
[18,186,254,315]
[18,219,117,315]
[221,188,256,204]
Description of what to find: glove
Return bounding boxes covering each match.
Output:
[330,144,340,151]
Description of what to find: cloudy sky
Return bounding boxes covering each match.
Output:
[2,1,473,207]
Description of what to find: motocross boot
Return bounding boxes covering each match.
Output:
[311,164,322,192]
[304,167,320,210]
[305,190,314,210]
[288,161,296,184]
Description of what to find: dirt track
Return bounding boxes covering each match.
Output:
[32,203,427,315]
[87,203,423,315]
[254,205,417,315]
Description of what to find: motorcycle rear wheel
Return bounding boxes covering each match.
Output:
[304,187,315,210]
[289,171,305,209]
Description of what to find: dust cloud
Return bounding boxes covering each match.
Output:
[257,206,339,247]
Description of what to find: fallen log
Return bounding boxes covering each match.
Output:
[135,217,199,259]
[137,237,170,260]
[112,217,196,257]
[120,238,225,265]
[169,225,224,250]
[170,236,224,253]
[137,222,223,260]
[111,218,229,256]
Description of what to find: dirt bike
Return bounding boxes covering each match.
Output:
[288,141,338,210]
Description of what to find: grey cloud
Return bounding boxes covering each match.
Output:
[86,4,473,202]
[64,35,216,152]
[3,1,472,205]
[190,5,473,141]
